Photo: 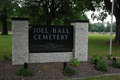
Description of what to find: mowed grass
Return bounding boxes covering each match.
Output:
[0,33,120,60]
[88,33,120,57]
[78,75,120,80]
[0,32,120,79]
[0,32,12,59]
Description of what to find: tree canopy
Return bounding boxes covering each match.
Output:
[1,0,120,44]
[89,22,116,32]
[18,0,97,25]
[0,0,20,35]
[89,0,120,44]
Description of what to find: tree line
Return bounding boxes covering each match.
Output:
[0,0,120,44]
[89,22,116,32]
[0,21,116,33]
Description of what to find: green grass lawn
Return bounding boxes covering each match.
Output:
[88,33,120,57]
[0,32,12,59]
[0,32,120,60]
[0,32,120,80]
[78,75,120,80]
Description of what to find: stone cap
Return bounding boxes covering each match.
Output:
[12,17,29,21]
[71,20,89,23]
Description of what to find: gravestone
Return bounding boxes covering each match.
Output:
[98,32,101,34]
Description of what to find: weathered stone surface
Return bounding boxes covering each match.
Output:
[12,20,29,65]
[29,52,73,63]
[71,22,88,61]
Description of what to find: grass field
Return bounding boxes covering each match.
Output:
[0,32,120,60]
[0,32,120,80]
[88,33,120,57]
[0,32,12,59]
[78,75,120,80]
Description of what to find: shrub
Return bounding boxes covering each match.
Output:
[63,66,76,76]
[4,55,10,60]
[40,76,42,78]
[107,54,112,60]
[44,66,50,69]
[17,67,34,77]
[69,58,80,67]
[91,55,104,64]
[91,55,108,71]
[110,61,120,68]
[0,77,3,79]
[10,54,12,57]
[95,62,108,71]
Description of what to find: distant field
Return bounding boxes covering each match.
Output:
[88,33,120,57]
[0,32,120,80]
[0,32,120,60]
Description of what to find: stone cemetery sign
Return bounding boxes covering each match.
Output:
[12,17,89,65]
[29,25,73,53]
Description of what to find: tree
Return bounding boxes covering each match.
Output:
[89,0,120,44]
[19,0,91,25]
[103,0,120,43]
[105,21,116,32]
[0,1,8,35]
[112,21,116,32]
[89,23,94,31]
[97,22,105,32]
[0,22,2,31]
[93,23,98,32]
[105,22,111,32]
[0,0,20,35]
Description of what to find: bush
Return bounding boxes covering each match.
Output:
[0,77,3,79]
[4,55,10,60]
[94,62,108,71]
[91,55,104,64]
[69,58,80,67]
[44,66,50,69]
[91,55,108,71]
[110,61,120,68]
[107,54,112,60]
[63,66,76,76]
[17,67,34,77]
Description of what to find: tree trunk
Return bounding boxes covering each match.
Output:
[1,8,8,35]
[113,18,120,44]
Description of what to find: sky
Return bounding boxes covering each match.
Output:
[86,11,116,24]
